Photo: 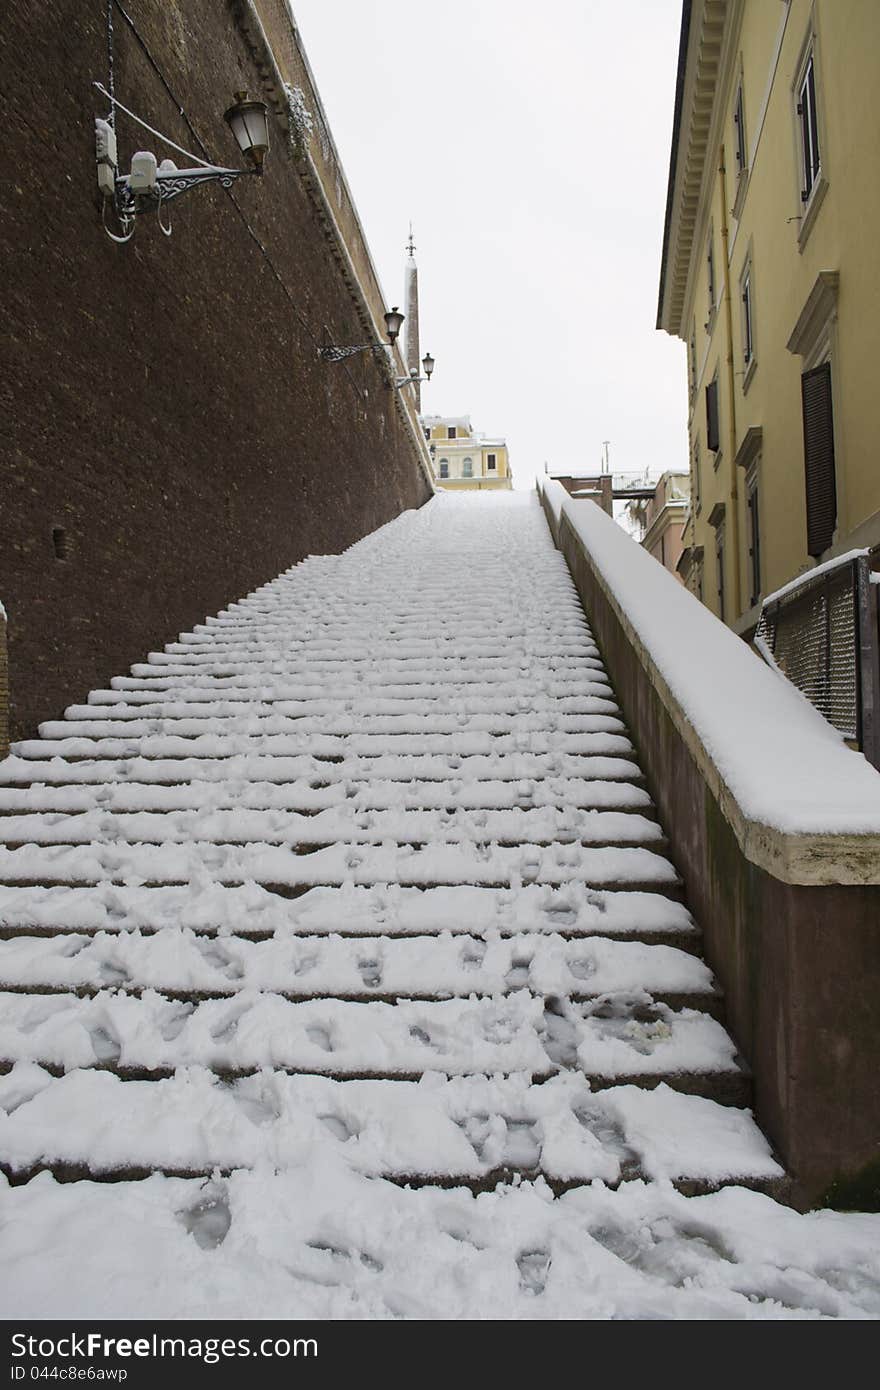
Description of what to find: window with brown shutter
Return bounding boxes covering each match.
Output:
[705,378,720,453]
[801,362,836,557]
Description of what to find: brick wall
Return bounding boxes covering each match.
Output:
[0,0,432,741]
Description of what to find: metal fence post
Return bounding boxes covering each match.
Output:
[856,558,880,769]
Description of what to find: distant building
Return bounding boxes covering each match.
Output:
[642,472,690,578]
[423,416,512,490]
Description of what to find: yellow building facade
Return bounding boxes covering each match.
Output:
[658,0,880,632]
[422,416,512,490]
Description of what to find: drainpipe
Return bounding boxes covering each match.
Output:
[718,145,743,618]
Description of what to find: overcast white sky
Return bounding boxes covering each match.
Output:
[291,0,688,490]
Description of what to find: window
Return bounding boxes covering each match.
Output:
[462,457,473,478]
[746,465,761,607]
[741,265,754,368]
[801,361,836,556]
[423,427,431,441]
[715,525,726,622]
[689,325,697,396]
[448,427,457,440]
[797,51,821,203]
[439,459,449,479]
[705,377,720,454]
[733,81,747,176]
[487,454,497,470]
[706,231,716,320]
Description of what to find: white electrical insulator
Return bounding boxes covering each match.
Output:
[95,118,117,198]
[129,150,158,195]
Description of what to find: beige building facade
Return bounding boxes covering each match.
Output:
[643,472,690,579]
[422,416,512,490]
[658,0,880,632]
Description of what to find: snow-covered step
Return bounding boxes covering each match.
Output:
[0,840,682,892]
[97,674,614,700]
[127,653,606,680]
[0,930,715,1003]
[11,730,635,761]
[0,883,699,944]
[38,712,626,740]
[138,637,600,660]
[0,776,655,817]
[0,1068,781,1191]
[0,751,645,786]
[166,628,597,652]
[63,693,621,721]
[0,806,666,850]
[122,657,609,683]
[0,989,743,1085]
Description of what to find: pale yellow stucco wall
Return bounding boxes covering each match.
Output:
[674,0,880,626]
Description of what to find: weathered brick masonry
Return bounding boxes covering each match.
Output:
[0,1,431,741]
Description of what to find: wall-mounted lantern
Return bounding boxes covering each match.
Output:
[395,352,435,391]
[318,307,414,365]
[95,86,269,243]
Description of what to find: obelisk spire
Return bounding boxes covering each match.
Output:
[404,224,421,411]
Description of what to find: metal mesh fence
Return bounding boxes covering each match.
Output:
[756,561,860,741]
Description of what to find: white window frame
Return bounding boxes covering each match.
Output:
[692,438,702,516]
[792,29,828,249]
[731,72,749,221]
[740,255,756,391]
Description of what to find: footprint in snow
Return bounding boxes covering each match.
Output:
[306,1023,335,1053]
[517,1249,551,1296]
[179,1182,232,1250]
[319,1113,358,1142]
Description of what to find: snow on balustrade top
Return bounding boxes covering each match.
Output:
[541,480,880,837]
[760,547,870,609]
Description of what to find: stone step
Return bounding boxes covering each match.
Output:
[92,675,614,701]
[0,807,667,851]
[62,692,620,720]
[11,730,636,761]
[38,711,627,739]
[0,1069,778,1192]
[0,840,683,894]
[0,929,716,1003]
[0,776,657,817]
[0,883,700,946]
[0,989,742,1086]
[0,752,646,786]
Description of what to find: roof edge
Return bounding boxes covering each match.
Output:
[656,0,693,333]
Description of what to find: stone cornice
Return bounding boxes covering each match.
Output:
[658,0,732,337]
[786,271,840,356]
[734,425,763,470]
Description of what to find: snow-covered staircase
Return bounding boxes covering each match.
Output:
[0,494,785,1198]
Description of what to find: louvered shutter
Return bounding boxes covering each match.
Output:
[705,379,720,453]
[802,362,836,557]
